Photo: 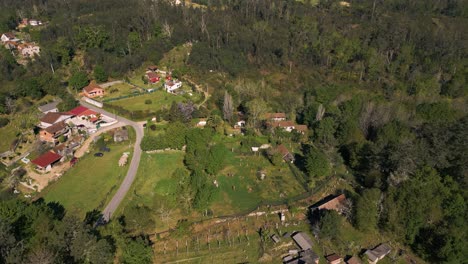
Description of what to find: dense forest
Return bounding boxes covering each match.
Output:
[0,0,467,263]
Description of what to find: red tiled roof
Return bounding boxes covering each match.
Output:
[295,124,308,132]
[69,106,89,116]
[32,151,62,168]
[265,112,286,119]
[80,109,98,116]
[271,121,295,128]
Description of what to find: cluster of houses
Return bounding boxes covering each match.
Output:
[30,101,117,172]
[1,32,40,60]
[278,194,392,264]
[279,194,392,264]
[144,65,183,93]
[264,113,308,134]
[18,18,44,28]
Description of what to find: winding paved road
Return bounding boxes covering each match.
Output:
[80,101,144,222]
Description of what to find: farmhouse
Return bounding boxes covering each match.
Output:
[1,32,18,43]
[145,71,160,83]
[365,244,391,264]
[31,151,62,172]
[277,144,295,163]
[83,83,105,98]
[39,112,72,128]
[39,121,70,143]
[310,194,347,213]
[270,120,296,132]
[38,100,61,114]
[326,253,343,264]
[164,80,182,93]
[69,105,98,118]
[265,112,286,121]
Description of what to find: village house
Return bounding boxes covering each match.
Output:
[39,112,72,128]
[145,71,160,83]
[29,19,43,26]
[31,151,63,172]
[164,80,182,93]
[326,253,343,264]
[277,144,295,163]
[310,194,347,213]
[38,100,60,114]
[4,40,19,50]
[365,244,391,264]
[265,112,287,121]
[270,120,296,132]
[83,83,105,98]
[69,105,98,119]
[114,128,129,142]
[1,32,19,43]
[39,121,70,143]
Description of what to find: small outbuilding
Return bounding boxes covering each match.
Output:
[365,244,391,264]
[31,151,62,172]
[291,232,313,251]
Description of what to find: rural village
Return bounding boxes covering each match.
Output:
[0,1,465,264]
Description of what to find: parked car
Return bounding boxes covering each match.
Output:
[70,157,79,166]
[100,146,111,152]
[94,152,104,157]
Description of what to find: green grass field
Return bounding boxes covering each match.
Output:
[103,82,142,99]
[108,90,184,112]
[117,152,187,226]
[0,124,18,153]
[42,130,135,217]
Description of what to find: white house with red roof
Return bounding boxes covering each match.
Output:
[164,80,182,93]
[83,83,105,98]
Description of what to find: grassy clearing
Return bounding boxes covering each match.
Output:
[211,153,306,215]
[117,151,187,229]
[103,82,141,99]
[108,90,184,112]
[41,129,135,217]
[0,124,18,153]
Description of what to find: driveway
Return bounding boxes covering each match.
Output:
[80,101,144,222]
